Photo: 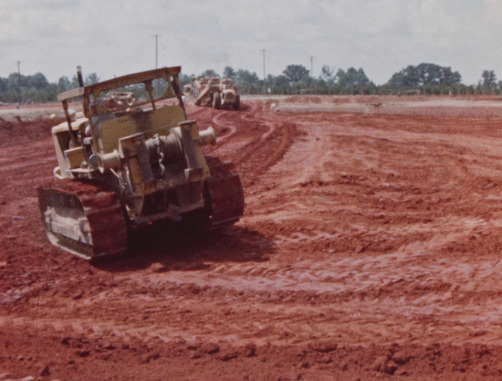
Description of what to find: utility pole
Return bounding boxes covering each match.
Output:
[153,34,161,68]
[17,61,21,105]
[261,49,266,93]
[310,56,314,78]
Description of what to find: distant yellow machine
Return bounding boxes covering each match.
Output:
[38,67,244,261]
[184,77,240,110]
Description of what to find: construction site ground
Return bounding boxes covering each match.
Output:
[2,95,502,380]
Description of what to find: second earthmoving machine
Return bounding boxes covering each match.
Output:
[38,67,244,261]
[184,77,240,110]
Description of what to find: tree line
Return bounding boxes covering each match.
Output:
[1,63,501,103]
[0,72,99,104]
[191,63,502,96]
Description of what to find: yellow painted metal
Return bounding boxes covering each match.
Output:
[64,147,85,169]
[97,106,185,153]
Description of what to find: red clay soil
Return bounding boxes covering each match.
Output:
[3,96,502,380]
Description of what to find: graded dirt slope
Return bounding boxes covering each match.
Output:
[3,96,502,380]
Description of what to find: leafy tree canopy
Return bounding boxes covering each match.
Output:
[283,64,310,84]
[200,69,218,78]
[223,66,236,79]
[27,73,50,89]
[85,73,100,85]
[320,65,334,82]
[336,67,372,89]
[236,69,259,85]
[387,63,461,87]
[481,70,497,88]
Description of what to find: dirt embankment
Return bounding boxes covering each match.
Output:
[2,96,502,380]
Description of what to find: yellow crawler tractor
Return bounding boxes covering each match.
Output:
[38,67,244,261]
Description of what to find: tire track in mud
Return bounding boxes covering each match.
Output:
[6,242,502,348]
[227,105,502,347]
[63,105,499,346]
[0,315,198,346]
[190,101,299,183]
[153,101,502,338]
[6,98,502,379]
[0,155,54,174]
[0,139,54,178]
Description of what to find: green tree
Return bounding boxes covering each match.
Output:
[85,73,100,85]
[320,65,335,83]
[70,74,80,89]
[235,69,259,93]
[440,66,462,86]
[223,66,236,79]
[268,74,290,94]
[387,63,461,88]
[27,72,50,90]
[57,76,71,93]
[0,77,6,94]
[236,69,259,84]
[180,73,195,88]
[481,70,497,89]
[69,72,99,88]
[387,65,418,87]
[335,67,373,94]
[201,69,218,78]
[283,64,310,85]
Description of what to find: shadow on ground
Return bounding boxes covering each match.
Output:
[95,223,274,273]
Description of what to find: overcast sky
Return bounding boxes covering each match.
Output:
[1,0,501,85]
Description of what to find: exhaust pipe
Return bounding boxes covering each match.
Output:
[77,66,84,87]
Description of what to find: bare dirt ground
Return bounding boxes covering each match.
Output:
[3,95,502,380]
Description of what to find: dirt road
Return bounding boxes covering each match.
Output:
[3,96,502,380]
